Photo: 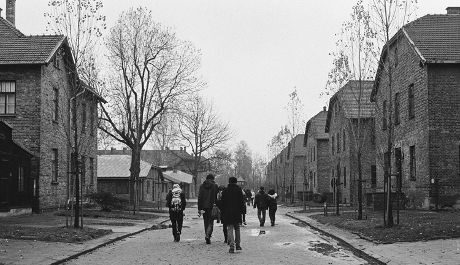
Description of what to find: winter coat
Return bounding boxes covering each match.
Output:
[166,190,187,212]
[221,183,246,225]
[254,190,270,210]
[267,193,278,210]
[198,179,218,211]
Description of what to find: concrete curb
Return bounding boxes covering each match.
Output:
[285,213,386,265]
[50,218,170,265]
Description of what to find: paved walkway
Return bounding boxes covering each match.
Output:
[286,208,460,265]
[0,212,169,265]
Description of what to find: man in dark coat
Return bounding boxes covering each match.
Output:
[221,176,245,253]
[254,186,270,227]
[198,173,219,244]
[166,184,187,242]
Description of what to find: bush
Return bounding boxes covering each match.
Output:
[87,192,128,212]
[312,193,327,203]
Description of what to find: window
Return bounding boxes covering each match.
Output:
[394,93,400,125]
[408,84,415,119]
[343,167,347,187]
[382,100,387,130]
[90,104,95,136]
[410,145,416,180]
[81,103,87,133]
[394,47,398,68]
[147,180,151,193]
[337,132,340,153]
[51,149,58,183]
[18,166,24,192]
[52,87,59,122]
[0,81,16,114]
[53,55,60,69]
[371,165,377,188]
[343,129,346,151]
[332,136,335,154]
[89,157,94,185]
[313,172,316,188]
[314,146,316,161]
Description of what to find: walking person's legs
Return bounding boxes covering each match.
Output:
[235,223,241,250]
[257,208,262,225]
[177,212,184,239]
[170,212,179,241]
[227,224,235,253]
[222,222,228,243]
[269,208,275,226]
[203,209,214,243]
[261,209,266,226]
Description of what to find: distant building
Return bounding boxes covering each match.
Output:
[325,80,375,205]
[371,8,460,209]
[0,3,103,213]
[303,107,331,200]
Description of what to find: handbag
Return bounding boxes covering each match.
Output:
[211,203,220,220]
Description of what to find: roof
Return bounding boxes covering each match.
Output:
[372,13,460,100]
[0,17,65,65]
[162,170,193,184]
[325,80,374,132]
[98,149,194,168]
[404,14,460,63]
[97,155,151,179]
[304,109,329,146]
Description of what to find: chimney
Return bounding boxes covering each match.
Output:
[122,147,127,154]
[446,7,460,15]
[180,147,183,151]
[6,0,16,25]
[323,106,327,111]
[110,147,116,154]
[183,147,186,153]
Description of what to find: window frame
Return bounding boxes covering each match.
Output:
[382,100,387,130]
[81,102,87,134]
[409,145,416,181]
[0,81,16,115]
[394,92,400,125]
[52,87,59,122]
[51,149,58,183]
[408,84,415,119]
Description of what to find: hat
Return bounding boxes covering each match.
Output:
[173,184,180,189]
[172,184,182,194]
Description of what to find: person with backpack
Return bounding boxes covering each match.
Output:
[221,177,246,253]
[267,189,278,226]
[216,185,228,243]
[253,186,270,227]
[166,184,186,242]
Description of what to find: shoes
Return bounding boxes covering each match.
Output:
[243,222,247,225]
[229,247,235,253]
[236,246,242,251]
[205,237,211,244]
[224,239,227,243]
[260,223,264,227]
[271,223,275,226]
[177,234,180,242]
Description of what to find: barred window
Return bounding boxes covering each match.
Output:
[0,81,16,114]
[51,149,58,182]
[408,84,415,119]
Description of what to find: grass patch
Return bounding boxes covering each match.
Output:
[310,210,460,243]
[55,209,160,220]
[0,225,111,243]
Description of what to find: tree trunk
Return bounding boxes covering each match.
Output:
[357,152,363,220]
[130,146,141,215]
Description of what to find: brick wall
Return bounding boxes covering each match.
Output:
[373,35,430,208]
[427,64,460,206]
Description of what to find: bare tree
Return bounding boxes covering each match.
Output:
[150,110,180,150]
[234,140,253,185]
[177,95,231,195]
[99,7,202,213]
[369,0,418,227]
[45,0,106,228]
[325,0,377,220]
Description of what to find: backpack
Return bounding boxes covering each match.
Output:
[170,191,182,212]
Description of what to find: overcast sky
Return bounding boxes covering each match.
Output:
[3,0,458,158]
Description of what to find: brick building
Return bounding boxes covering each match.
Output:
[325,80,375,205]
[303,107,331,199]
[371,8,460,209]
[0,3,103,212]
[265,134,307,202]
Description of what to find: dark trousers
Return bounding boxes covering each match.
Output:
[203,209,214,238]
[222,222,228,242]
[257,208,266,226]
[169,211,183,238]
[269,207,277,225]
[242,213,246,223]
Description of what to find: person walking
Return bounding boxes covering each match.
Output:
[221,177,246,253]
[267,189,278,226]
[216,185,228,243]
[254,187,269,227]
[241,188,247,226]
[166,184,186,242]
[198,173,219,244]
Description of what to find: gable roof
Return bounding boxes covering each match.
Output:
[0,17,65,65]
[162,170,193,184]
[303,109,328,146]
[371,13,460,100]
[98,149,195,168]
[97,155,151,179]
[325,80,374,133]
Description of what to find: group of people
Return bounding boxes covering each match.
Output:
[166,173,278,254]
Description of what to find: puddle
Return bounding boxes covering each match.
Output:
[308,242,340,256]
